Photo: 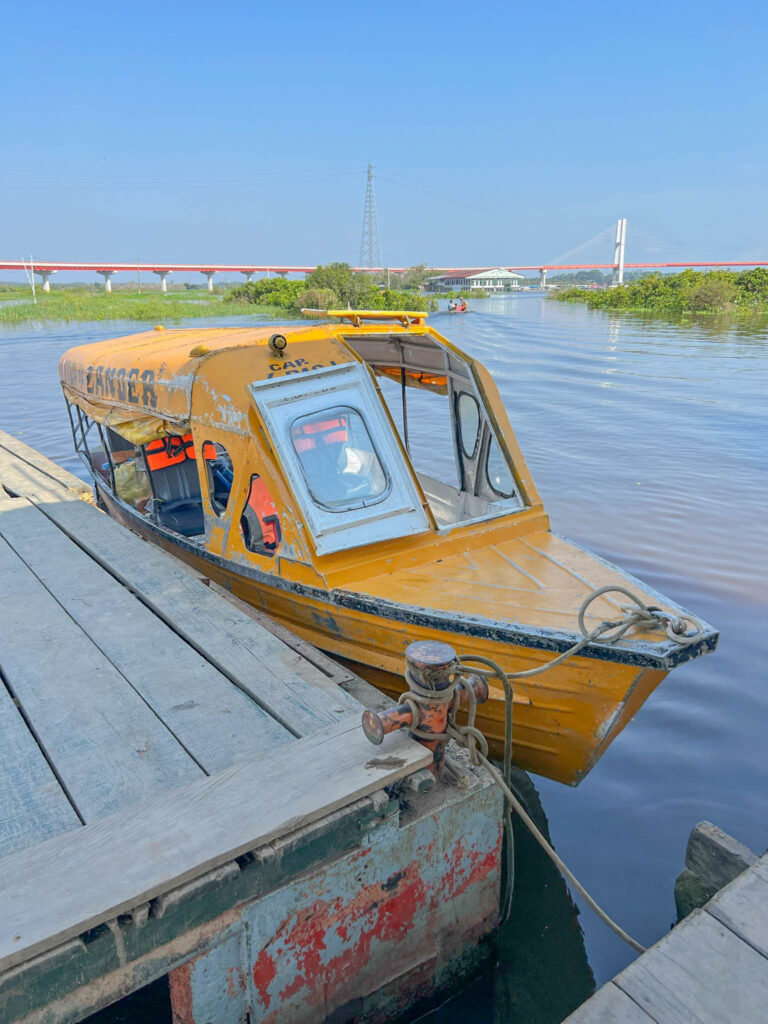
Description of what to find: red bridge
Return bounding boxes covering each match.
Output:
[2,254,768,293]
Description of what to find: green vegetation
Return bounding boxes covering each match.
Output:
[0,288,264,325]
[429,289,489,300]
[0,262,439,325]
[555,268,768,314]
[225,262,434,314]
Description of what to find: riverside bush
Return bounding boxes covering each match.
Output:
[556,268,768,313]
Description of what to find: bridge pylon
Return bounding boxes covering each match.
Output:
[611,218,627,286]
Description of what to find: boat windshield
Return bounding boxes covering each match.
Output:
[342,332,525,528]
[290,406,389,510]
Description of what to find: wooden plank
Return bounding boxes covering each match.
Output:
[615,909,768,1023]
[0,715,431,974]
[0,673,81,859]
[707,857,768,960]
[32,495,361,733]
[0,429,91,497]
[0,445,82,504]
[209,579,359,689]
[0,499,293,773]
[563,981,653,1023]
[0,535,202,822]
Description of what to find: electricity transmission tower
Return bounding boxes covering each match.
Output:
[359,162,383,271]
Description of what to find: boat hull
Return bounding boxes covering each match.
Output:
[99,490,670,785]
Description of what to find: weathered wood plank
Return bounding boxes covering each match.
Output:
[0,672,81,859]
[209,580,359,689]
[0,445,82,504]
[0,535,202,822]
[0,716,431,974]
[0,429,91,497]
[0,499,293,773]
[707,855,768,960]
[563,981,653,1023]
[32,495,361,733]
[615,909,768,1024]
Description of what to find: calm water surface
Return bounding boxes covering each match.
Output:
[1,296,766,1022]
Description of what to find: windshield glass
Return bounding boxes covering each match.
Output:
[290,405,388,510]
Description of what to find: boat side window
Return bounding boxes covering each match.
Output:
[142,433,211,538]
[204,441,233,517]
[105,428,152,513]
[457,393,480,459]
[486,436,516,498]
[66,402,111,486]
[289,406,389,511]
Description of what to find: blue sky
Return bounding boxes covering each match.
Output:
[2,0,767,274]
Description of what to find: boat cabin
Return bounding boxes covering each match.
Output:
[60,312,545,574]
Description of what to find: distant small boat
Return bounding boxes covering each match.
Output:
[59,310,718,785]
[449,302,469,314]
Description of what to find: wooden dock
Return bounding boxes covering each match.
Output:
[0,431,503,1024]
[564,853,768,1024]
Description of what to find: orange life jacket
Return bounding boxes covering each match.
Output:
[291,417,348,454]
[242,475,281,552]
[145,434,216,472]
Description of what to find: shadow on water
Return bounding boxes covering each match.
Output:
[424,770,595,1024]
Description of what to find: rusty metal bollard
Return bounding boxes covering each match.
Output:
[361,640,489,777]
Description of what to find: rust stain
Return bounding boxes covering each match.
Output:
[365,756,406,770]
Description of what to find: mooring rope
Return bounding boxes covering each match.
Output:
[397,586,706,953]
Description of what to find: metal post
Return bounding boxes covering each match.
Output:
[361,640,489,778]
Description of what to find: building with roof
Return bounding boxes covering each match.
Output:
[424,268,526,293]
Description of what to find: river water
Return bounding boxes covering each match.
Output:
[1,295,766,1022]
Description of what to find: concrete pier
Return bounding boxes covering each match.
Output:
[155,269,170,293]
[37,269,56,292]
[203,270,215,291]
[0,431,504,1024]
[98,269,116,293]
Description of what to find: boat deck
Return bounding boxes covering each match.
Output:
[1,431,484,1023]
[565,852,768,1024]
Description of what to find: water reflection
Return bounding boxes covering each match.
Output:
[426,770,595,1024]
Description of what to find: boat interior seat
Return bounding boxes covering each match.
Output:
[417,473,496,526]
[149,459,206,537]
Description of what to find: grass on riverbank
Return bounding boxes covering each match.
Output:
[555,268,768,314]
[0,289,277,324]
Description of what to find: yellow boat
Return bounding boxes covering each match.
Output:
[59,311,717,785]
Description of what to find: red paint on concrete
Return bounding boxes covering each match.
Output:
[252,950,278,1009]
[256,863,428,1016]
[443,830,503,900]
[168,961,194,1024]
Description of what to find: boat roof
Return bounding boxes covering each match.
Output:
[58,313,466,437]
